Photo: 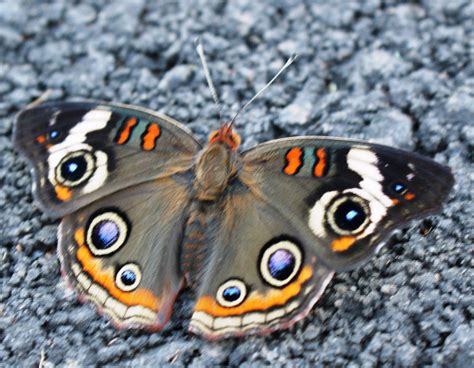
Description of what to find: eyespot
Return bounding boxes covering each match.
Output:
[260,240,303,288]
[86,210,130,256]
[392,182,408,195]
[216,279,247,307]
[49,130,59,139]
[115,263,141,292]
[56,150,95,187]
[326,195,370,235]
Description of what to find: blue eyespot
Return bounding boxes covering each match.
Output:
[116,263,141,291]
[57,151,95,186]
[120,269,137,286]
[91,220,119,249]
[60,155,88,182]
[222,286,241,302]
[260,240,303,287]
[49,130,59,139]
[217,279,247,307]
[268,249,295,281]
[86,210,129,256]
[333,199,367,232]
[392,182,407,194]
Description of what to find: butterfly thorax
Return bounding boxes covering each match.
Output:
[194,141,238,201]
[193,124,241,201]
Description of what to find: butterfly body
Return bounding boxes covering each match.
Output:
[194,138,237,201]
[14,100,453,339]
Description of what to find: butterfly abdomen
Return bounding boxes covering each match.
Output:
[180,206,211,287]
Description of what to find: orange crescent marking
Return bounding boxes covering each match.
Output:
[194,266,313,317]
[36,135,46,144]
[142,123,161,151]
[392,198,400,205]
[55,185,72,201]
[331,236,357,252]
[116,117,138,145]
[284,147,303,175]
[74,229,160,311]
[314,148,327,177]
[404,192,415,200]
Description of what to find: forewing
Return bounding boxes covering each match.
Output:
[14,101,201,217]
[59,176,191,330]
[239,137,454,271]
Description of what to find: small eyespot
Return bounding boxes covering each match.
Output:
[115,263,141,292]
[260,240,303,288]
[86,210,130,256]
[327,195,370,235]
[392,182,408,195]
[56,150,95,187]
[216,279,247,307]
[49,130,59,139]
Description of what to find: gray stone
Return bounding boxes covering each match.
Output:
[158,65,194,91]
[0,0,470,366]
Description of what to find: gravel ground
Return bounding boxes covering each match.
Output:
[1,0,473,367]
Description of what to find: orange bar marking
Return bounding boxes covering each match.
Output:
[314,148,327,177]
[194,266,313,317]
[142,123,161,151]
[74,229,160,311]
[55,185,72,201]
[404,193,415,200]
[331,236,357,252]
[116,117,138,145]
[36,135,46,144]
[284,147,303,175]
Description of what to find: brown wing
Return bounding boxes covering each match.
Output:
[189,189,334,339]
[14,101,201,217]
[59,176,192,330]
[238,137,454,271]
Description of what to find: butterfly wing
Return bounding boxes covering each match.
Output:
[189,136,453,338]
[188,191,334,339]
[59,176,192,330]
[14,101,201,217]
[239,137,454,271]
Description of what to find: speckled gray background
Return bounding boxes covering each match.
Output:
[0,0,473,367]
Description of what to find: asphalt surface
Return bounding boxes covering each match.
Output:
[0,0,473,367]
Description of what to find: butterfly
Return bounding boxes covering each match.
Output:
[13,97,454,339]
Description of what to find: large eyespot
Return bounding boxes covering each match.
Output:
[216,279,247,307]
[326,195,370,235]
[115,263,141,292]
[86,210,130,256]
[56,150,95,187]
[260,240,303,288]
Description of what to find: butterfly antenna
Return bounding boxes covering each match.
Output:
[229,54,297,127]
[195,38,224,122]
[27,89,52,108]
